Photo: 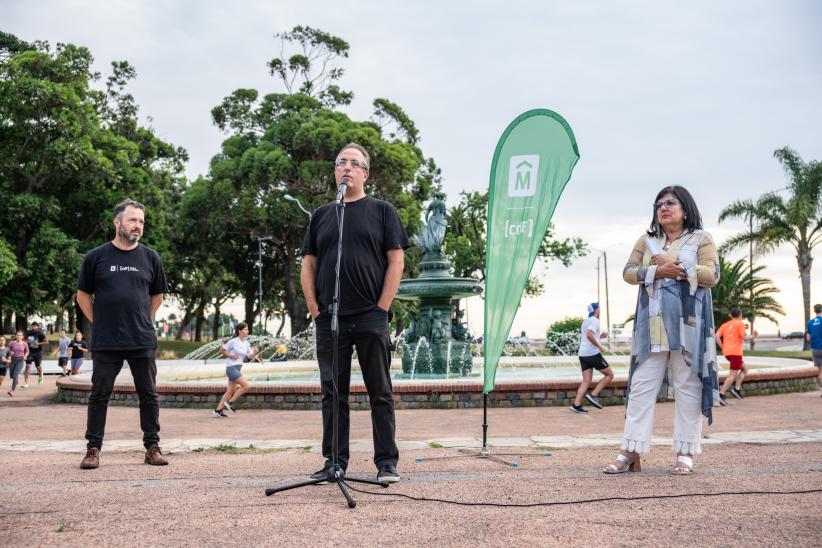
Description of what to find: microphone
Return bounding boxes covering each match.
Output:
[335,180,349,205]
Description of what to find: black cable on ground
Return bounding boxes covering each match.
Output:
[340,482,822,508]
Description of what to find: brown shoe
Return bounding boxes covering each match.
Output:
[144,445,169,466]
[80,447,100,469]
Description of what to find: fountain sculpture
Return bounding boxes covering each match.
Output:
[396,193,483,376]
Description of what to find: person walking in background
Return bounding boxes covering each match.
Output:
[716,308,756,403]
[213,322,260,417]
[76,199,169,470]
[570,303,613,413]
[69,331,89,375]
[7,331,29,396]
[0,336,11,392]
[57,329,71,376]
[604,185,719,475]
[807,303,822,396]
[24,321,47,386]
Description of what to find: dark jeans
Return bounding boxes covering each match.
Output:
[316,310,398,471]
[85,349,160,450]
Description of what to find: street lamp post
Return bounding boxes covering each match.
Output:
[283,194,312,219]
[257,236,272,335]
[592,246,618,351]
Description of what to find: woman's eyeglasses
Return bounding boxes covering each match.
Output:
[655,198,679,210]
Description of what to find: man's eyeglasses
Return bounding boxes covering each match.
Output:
[655,198,679,210]
[334,159,368,170]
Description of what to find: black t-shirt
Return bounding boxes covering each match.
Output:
[27,330,46,354]
[77,242,168,351]
[301,196,409,316]
[68,340,89,359]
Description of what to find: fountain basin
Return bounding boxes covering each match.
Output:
[55,356,819,410]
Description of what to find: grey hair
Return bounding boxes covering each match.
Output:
[113,199,145,220]
[337,142,370,171]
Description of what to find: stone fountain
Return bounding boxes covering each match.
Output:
[396,193,483,376]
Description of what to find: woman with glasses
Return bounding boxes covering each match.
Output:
[604,186,720,475]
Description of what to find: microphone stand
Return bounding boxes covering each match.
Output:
[265,187,389,508]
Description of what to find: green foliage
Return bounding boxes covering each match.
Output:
[442,191,587,297]
[719,146,821,348]
[547,316,584,334]
[189,27,437,336]
[0,239,16,286]
[712,255,784,330]
[0,33,185,327]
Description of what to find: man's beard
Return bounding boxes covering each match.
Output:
[118,225,141,244]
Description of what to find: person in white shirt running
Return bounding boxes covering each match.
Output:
[213,322,260,417]
[570,303,613,413]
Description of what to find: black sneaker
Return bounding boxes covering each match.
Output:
[569,404,588,414]
[310,466,343,483]
[718,394,728,406]
[585,393,604,409]
[377,465,400,483]
[212,409,227,417]
[730,387,743,400]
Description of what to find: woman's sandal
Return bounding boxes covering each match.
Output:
[673,454,694,475]
[603,452,641,474]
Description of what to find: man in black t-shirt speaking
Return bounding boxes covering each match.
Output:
[301,142,408,484]
[75,199,170,470]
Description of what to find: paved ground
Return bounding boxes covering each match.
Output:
[1,376,821,546]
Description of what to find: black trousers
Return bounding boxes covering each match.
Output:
[316,310,398,471]
[85,349,160,450]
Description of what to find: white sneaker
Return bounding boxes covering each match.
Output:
[212,409,227,418]
[223,401,235,413]
[20,383,28,389]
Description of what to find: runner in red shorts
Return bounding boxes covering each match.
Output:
[716,308,756,403]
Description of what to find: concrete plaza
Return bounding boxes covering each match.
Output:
[1,375,820,546]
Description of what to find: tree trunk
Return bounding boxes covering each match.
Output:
[284,248,309,336]
[212,302,221,340]
[15,314,27,332]
[275,313,286,338]
[244,283,257,333]
[68,306,76,333]
[55,309,65,332]
[3,311,13,334]
[798,245,813,351]
[748,318,756,351]
[175,306,193,340]
[194,301,206,342]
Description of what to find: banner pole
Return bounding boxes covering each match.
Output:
[481,393,489,453]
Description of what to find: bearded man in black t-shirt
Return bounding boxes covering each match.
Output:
[301,143,408,484]
[75,199,170,470]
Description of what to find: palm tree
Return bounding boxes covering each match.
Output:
[712,257,785,345]
[719,147,822,349]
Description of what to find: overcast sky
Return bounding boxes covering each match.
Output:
[5,0,821,336]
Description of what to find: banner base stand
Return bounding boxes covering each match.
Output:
[413,393,552,468]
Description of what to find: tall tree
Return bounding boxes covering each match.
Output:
[207,27,436,335]
[719,147,822,349]
[0,34,186,336]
